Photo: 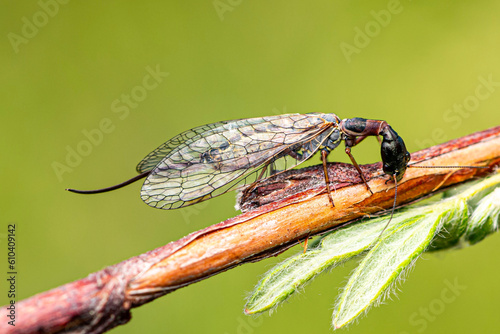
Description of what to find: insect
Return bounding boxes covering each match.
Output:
[67,113,412,209]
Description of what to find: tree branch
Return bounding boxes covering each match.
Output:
[2,126,499,334]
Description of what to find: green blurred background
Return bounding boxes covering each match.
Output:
[2,1,500,333]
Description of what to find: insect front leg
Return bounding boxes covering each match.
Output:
[340,117,411,183]
[343,143,373,194]
[339,130,374,194]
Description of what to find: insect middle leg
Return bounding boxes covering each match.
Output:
[321,149,336,207]
[288,145,336,207]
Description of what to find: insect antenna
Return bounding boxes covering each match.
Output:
[372,163,489,243]
[407,164,489,170]
[374,173,399,243]
[66,171,150,194]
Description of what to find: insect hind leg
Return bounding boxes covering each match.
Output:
[238,161,274,203]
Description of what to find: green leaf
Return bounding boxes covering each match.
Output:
[332,212,443,328]
[426,198,468,252]
[465,187,500,245]
[245,172,500,328]
[245,215,400,314]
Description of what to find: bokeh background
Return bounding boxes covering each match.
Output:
[2,1,500,333]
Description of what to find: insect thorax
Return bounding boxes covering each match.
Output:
[322,129,342,152]
[305,112,340,124]
[302,112,342,152]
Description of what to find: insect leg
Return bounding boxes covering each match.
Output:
[269,161,277,175]
[255,161,272,181]
[343,146,373,194]
[340,130,375,194]
[340,118,410,182]
[302,234,310,253]
[239,161,273,203]
[321,149,336,207]
[350,134,382,147]
[349,135,369,146]
[286,148,303,160]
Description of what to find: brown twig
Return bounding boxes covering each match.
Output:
[2,126,499,334]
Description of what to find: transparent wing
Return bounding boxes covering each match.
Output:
[136,121,231,173]
[140,114,339,209]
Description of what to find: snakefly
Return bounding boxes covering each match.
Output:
[67,113,411,210]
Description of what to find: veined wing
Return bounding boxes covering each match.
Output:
[136,121,231,173]
[140,114,338,209]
